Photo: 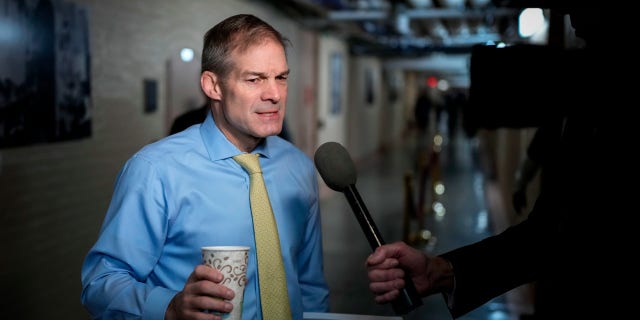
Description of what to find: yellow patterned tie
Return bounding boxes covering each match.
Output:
[233,153,292,320]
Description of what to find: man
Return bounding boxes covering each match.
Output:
[81,14,329,319]
[365,7,627,319]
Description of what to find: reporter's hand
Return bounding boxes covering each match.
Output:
[365,241,454,305]
[365,242,425,304]
[165,264,235,320]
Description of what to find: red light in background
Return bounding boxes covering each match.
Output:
[426,76,437,88]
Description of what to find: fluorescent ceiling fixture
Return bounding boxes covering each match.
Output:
[519,8,546,38]
[180,47,194,62]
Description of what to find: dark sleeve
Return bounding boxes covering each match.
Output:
[526,128,544,163]
[526,118,564,165]
[439,192,557,318]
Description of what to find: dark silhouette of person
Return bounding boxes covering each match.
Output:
[413,87,432,133]
[365,7,628,319]
[169,104,209,135]
[444,89,466,140]
[512,116,565,214]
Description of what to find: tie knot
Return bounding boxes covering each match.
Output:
[233,153,262,174]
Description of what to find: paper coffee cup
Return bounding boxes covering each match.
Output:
[201,246,250,320]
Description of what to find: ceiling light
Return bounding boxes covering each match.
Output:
[518,8,546,38]
[180,47,194,62]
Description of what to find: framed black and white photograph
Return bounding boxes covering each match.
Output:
[0,0,92,148]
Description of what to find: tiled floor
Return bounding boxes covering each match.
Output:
[318,127,518,320]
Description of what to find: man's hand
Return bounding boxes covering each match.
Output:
[165,265,235,320]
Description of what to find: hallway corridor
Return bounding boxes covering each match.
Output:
[318,128,522,320]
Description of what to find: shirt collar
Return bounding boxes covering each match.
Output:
[200,112,274,161]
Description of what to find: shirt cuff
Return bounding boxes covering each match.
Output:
[142,287,177,320]
[443,259,456,309]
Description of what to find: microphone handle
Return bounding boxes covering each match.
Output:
[343,185,423,315]
[343,185,384,248]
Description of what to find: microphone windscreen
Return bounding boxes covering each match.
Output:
[314,142,357,191]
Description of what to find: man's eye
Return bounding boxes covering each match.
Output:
[247,78,259,83]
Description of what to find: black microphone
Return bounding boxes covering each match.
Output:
[314,141,423,315]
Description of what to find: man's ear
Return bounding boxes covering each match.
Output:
[201,71,222,100]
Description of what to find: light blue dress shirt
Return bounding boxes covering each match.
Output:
[81,113,329,319]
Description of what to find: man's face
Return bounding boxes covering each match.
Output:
[214,39,289,149]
